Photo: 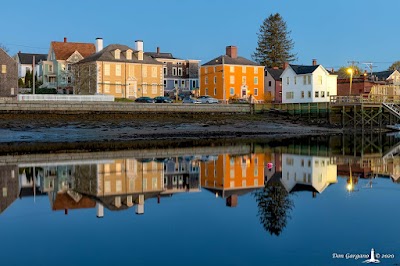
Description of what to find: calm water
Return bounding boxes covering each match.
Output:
[1,135,400,266]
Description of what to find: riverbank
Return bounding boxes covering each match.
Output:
[0,113,342,154]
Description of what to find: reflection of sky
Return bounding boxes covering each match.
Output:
[1,177,400,266]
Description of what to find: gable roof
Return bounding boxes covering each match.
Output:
[51,41,95,60]
[289,64,319,75]
[372,70,394,80]
[17,53,47,65]
[266,67,284,80]
[78,44,162,65]
[202,55,260,66]
[145,52,177,60]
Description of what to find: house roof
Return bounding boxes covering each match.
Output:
[52,192,96,211]
[17,52,47,65]
[289,64,319,75]
[51,41,95,60]
[144,52,178,60]
[266,68,284,80]
[202,55,261,66]
[372,70,393,80]
[78,44,162,65]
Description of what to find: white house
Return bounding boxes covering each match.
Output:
[280,60,337,103]
[280,154,337,195]
[14,52,47,81]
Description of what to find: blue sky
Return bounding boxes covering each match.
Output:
[1,0,398,71]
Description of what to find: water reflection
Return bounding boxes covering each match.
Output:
[2,134,400,229]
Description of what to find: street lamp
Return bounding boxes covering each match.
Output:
[347,68,353,96]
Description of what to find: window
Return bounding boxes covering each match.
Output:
[242,76,246,84]
[254,67,258,74]
[115,64,121,76]
[286,157,294,165]
[174,80,178,86]
[163,80,167,88]
[308,160,311,167]
[321,91,325,98]
[114,49,120,59]
[104,64,110,76]
[301,91,304,98]
[308,75,311,84]
[205,68,208,74]
[178,68,182,76]
[286,77,289,85]
[301,159,304,167]
[163,67,167,76]
[230,66,234,73]
[143,82,148,94]
[303,76,307,85]
[254,88,258,96]
[192,80,196,88]
[205,88,208,95]
[327,91,330,97]
[230,76,234,84]
[242,66,246,73]
[205,77,208,84]
[49,65,53,72]
[181,80,185,86]
[214,88,217,95]
[294,77,297,84]
[268,81,272,87]
[104,81,110,93]
[286,91,294,99]
[308,91,311,98]
[152,83,157,94]
[315,91,319,98]
[254,77,258,85]
[152,67,157,77]
[318,75,322,85]
[126,50,132,60]
[2,187,7,197]
[67,64,71,71]
[230,87,234,95]
[214,76,217,83]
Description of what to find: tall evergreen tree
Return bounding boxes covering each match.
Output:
[252,13,296,68]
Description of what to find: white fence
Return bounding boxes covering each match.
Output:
[17,94,115,102]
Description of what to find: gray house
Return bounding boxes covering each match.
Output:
[0,48,18,97]
[145,47,200,94]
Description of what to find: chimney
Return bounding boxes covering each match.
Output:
[283,62,289,69]
[157,47,160,54]
[96,203,104,218]
[95,38,103,52]
[64,37,67,43]
[226,46,237,59]
[135,40,144,61]
[312,59,317,66]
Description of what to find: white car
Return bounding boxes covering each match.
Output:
[197,95,219,104]
[182,97,202,104]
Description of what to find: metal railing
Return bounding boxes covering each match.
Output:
[330,94,400,105]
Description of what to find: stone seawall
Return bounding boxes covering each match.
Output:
[0,101,251,114]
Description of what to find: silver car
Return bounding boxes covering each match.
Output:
[197,95,219,104]
[182,97,202,104]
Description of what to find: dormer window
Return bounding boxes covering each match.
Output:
[126,49,133,60]
[114,49,121,59]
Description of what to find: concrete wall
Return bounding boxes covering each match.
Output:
[0,101,250,114]
[17,94,115,102]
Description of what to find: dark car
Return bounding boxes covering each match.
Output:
[154,96,174,103]
[135,97,154,103]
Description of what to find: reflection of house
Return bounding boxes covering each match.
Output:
[280,154,337,196]
[75,39,163,99]
[18,167,46,198]
[145,47,200,92]
[162,157,200,194]
[74,158,164,217]
[0,165,19,215]
[200,153,265,207]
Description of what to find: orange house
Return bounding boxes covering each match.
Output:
[200,153,265,206]
[200,46,265,103]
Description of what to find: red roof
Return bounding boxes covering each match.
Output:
[51,41,95,60]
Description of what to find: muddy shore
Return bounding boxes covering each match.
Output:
[0,113,342,154]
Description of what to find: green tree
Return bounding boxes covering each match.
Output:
[25,69,33,88]
[252,13,296,68]
[389,61,400,71]
[253,180,294,236]
[337,65,363,79]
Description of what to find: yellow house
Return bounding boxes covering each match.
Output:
[200,153,265,206]
[74,39,164,99]
[200,46,265,103]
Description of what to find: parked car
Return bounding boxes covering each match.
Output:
[182,97,202,104]
[154,96,174,103]
[135,97,155,103]
[197,95,219,104]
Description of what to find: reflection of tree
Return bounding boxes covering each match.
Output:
[254,180,294,236]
